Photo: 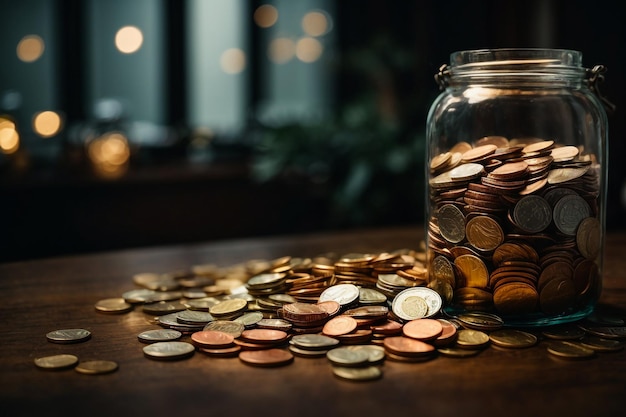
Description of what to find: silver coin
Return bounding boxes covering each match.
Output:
[319,284,360,306]
[326,347,370,367]
[359,287,387,304]
[256,318,293,331]
[345,344,386,364]
[553,194,591,236]
[392,287,442,321]
[290,334,340,350]
[513,195,552,233]
[176,310,215,325]
[142,301,187,315]
[234,311,264,327]
[137,329,182,343]
[158,313,205,332]
[203,320,245,337]
[143,341,195,360]
[449,163,485,181]
[184,297,221,311]
[122,288,158,304]
[46,328,91,344]
[436,204,466,244]
[34,354,78,370]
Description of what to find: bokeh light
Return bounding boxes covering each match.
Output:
[296,37,323,63]
[115,26,144,54]
[220,48,246,74]
[268,37,296,64]
[302,11,330,37]
[87,132,131,178]
[16,35,45,62]
[33,111,62,138]
[253,4,278,28]
[0,117,19,154]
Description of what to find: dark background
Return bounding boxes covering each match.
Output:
[1,0,625,263]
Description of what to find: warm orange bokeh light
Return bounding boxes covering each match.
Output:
[302,11,329,37]
[33,111,62,138]
[253,4,278,28]
[17,35,45,62]
[115,26,144,54]
[220,48,246,74]
[296,37,323,63]
[0,118,19,154]
[268,37,296,64]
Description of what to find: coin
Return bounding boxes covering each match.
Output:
[402,319,444,341]
[465,215,504,252]
[434,319,458,347]
[290,334,340,350]
[345,344,386,364]
[34,354,78,370]
[240,328,290,344]
[122,288,158,304]
[143,341,195,360]
[391,289,427,321]
[513,195,552,233]
[449,163,485,181]
[431,255,456,288]
[546,340,595,359]
[142,301,187,315]
[358,288,388,305]
[176,310,215,325]
[541,325,586,340]
[383,336,436,357]
[489,329,538,348]
[553,194,591,236]
[454,254,489,288]
[75,360,119,375]
[437,346,482,358]
[322,315,358,337]
[319,284,360,306]
[138,329,182,343]
[456,312,504,330]
[461,144,497,162]
[95,298,133,314]
[209,298,248,317]
[576,217,601,260]
[256,318,293,331]
[436,204,466,244]
[578,336,624,352]
[326,347,370,367]
[493,282,539,315]
[203,320,245,338]
[332,366,382,381]
[239,348,294,367]
[191,330,235,348]
[234,311,264,327]
[455,329,490,349]
[46,328,91,344]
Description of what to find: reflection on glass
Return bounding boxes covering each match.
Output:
[33,111,62,138]
[16,35,45,62]
[115,26,144,54]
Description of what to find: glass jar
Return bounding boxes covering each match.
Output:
[425,48,610,326]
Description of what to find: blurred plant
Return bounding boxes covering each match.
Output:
[252,34,429,228]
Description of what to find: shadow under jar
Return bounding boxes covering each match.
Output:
[425,48,610,326]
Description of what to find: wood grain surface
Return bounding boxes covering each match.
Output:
[1,226,625,417]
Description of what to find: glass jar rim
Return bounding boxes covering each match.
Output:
[450,48,583,69]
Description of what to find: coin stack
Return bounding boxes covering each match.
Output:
[428,137,602,319]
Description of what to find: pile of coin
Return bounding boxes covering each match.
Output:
[428,137,602,318]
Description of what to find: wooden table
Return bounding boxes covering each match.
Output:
[1,226,625,417]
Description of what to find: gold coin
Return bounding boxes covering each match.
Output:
[454,255,489,288]
[578,336,624,352]
[576,217,601,260]
[75,360,119,375]
[34,354,78,370]
[455,329,490,349]
[437,346,482,358]
[95,298,133,313]
[209,298,248,316]
[546,340,595,359]
[465,216,504,252]
[332,366,382,381]
[493,282,538,315]
[489,329,538,348]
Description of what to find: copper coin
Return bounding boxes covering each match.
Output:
[383,336,436,357]
[240,328,289,344]
[449,163,485,181]
[239,348,294,367]
[191,330,235,348]
[573,259,598,295]
[402,319,443,341]
[489,161,529,179]
[522,140,554,154]
[493,282,539,315]
[461,144,498,162]
[538,261,573,292]
[434,319,458,347]
[450,141,473,154]
[316,300,341,316]
[200,345,242,357]
[370,319,404,335]
[576,217,601,260]
[475,135,509,148]
[322,315,358,337]
[540,278,577,314]
[430,152,452,172]
[465,216,504,252]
